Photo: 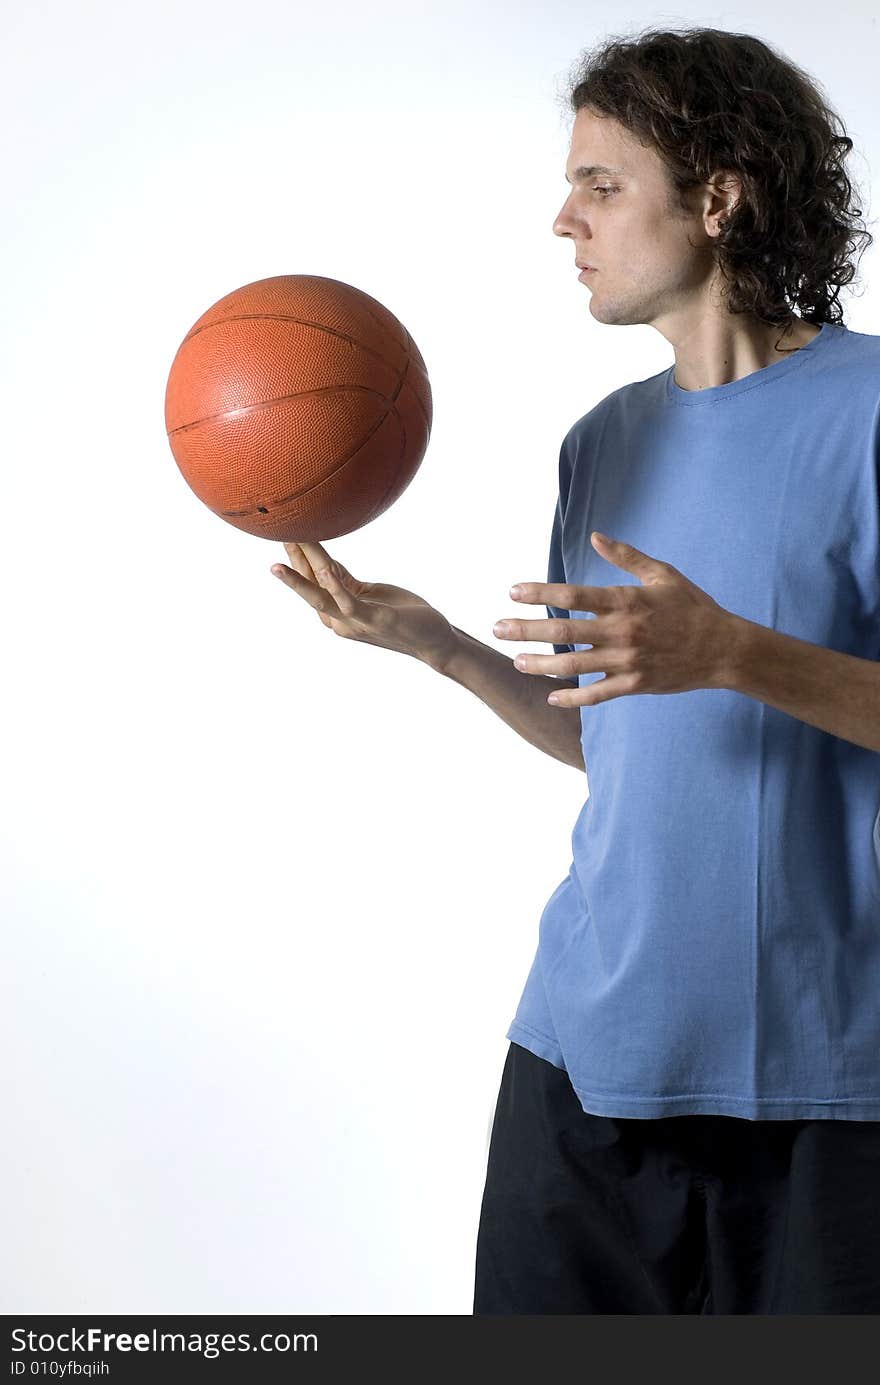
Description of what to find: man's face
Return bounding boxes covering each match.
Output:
[552,106,721,330]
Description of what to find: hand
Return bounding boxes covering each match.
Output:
[492,531,738,707]
[271,540,458,668]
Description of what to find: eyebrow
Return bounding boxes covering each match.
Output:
[565,164,625,183]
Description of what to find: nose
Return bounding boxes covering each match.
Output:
[552,192,577,239]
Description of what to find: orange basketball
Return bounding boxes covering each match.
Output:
[164,274,433,542]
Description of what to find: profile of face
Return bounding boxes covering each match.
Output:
[552,106,730,331]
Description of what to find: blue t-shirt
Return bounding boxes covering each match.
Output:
[507,320,880,1120]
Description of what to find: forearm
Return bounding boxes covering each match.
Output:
[425,625,584,771]
[722,613,880,753]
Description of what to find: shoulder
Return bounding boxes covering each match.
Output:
[816,323,880,402]
[562,372,663,459]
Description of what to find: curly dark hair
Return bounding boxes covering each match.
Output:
[559,24,874,329]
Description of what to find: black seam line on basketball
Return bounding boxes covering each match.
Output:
[354,304,429,429]
[169,322,427,433]
[168,384,404,436]
[180,313,426,391]
[358,403,409,529]
[220,354,412,517]
[401,325,430,431]
[185,310,401,350]
[227,399,409,523]
[218,358,414,517]
[217,400,404,518]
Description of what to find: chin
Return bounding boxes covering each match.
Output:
[588,296,644,327]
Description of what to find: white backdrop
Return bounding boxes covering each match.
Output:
[2,0,877,1314]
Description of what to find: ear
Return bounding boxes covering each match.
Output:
[705,171,741,235]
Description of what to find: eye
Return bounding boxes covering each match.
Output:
[593,185,617,197]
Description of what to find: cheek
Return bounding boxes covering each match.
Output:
[631,228,688,280]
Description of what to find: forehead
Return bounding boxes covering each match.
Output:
[565,108,647,180]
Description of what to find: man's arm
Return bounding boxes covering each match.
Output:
[423,626,584,771]
[723,615,880,753]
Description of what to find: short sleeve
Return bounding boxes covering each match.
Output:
[546,437,576,656]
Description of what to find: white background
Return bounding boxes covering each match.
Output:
[2,1,877,1313]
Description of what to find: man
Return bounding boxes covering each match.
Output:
[472,30,880,1314]
[272,27,880,1314]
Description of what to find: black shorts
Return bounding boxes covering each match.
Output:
[473,1041,880,1314]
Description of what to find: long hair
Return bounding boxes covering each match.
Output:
[560,25,874,327]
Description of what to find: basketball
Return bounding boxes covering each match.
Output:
[163,274,433,542]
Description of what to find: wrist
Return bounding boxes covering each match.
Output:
[714,611,754,691]
[424,624,464,676]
